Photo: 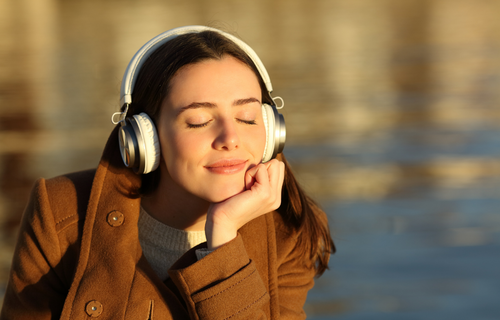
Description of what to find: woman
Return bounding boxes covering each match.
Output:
[1,26,334,319]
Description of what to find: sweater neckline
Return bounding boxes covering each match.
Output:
[138,206,206,250]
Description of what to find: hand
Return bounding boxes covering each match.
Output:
[205,159,285,250]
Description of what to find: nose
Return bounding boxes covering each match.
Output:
[213,119,240,151]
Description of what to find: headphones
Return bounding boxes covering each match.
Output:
[112,25,286,174]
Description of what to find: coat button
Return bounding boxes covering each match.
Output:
[107,211,124,227]
[85,300,103,317]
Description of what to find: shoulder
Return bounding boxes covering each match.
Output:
[269,211,301,260]
[44,168,96,194]
[270,209,326,274]
[242,211,301,255]
[35,169,96,233]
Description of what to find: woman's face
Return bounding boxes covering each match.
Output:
[156,55,266,203]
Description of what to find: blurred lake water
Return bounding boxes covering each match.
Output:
[1,0,500,318]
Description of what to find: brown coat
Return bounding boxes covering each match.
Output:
[0,128,317,319]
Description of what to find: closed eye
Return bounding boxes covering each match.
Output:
[237,119,257,125]
[187,120,212,128]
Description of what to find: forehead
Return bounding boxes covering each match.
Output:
[165,55,262,107]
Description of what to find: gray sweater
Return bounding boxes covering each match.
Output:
[138,206,210,280]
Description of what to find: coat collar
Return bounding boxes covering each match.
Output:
[96,125,142,198]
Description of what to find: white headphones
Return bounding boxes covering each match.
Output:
[112,25,286,174]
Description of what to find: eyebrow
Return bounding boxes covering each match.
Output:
[178,97,261,115]
[234,97,260,106]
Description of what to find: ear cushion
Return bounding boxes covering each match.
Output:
[133,113,160,174]
[261,104,275,163]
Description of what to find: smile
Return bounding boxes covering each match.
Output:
[204,159,247,174]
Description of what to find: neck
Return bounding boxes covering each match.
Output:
[141,166,209,232]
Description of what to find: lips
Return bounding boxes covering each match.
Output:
[204,159,247,174]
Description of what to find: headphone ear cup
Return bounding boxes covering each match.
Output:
[262,104,275,163]
[117,113,160,174]
[261,103,286,163]
[118,122,139,169]
[132,113,160,174]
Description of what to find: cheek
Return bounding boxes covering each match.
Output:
[244,125,267,161]
[158,127,181,170]
[160,129,207,168]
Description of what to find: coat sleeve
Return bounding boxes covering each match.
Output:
[168,234,269,319]
[0,178,69,320]
[168,227,316,320]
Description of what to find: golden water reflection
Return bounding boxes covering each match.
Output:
[1,0,500,318]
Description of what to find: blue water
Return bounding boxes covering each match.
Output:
[305,198,500,319]
[300,126,500,318]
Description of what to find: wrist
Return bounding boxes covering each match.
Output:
[205,215,238,250]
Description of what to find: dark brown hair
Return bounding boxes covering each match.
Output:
[127,30,335,275]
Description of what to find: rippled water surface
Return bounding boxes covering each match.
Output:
[1,0,500,318]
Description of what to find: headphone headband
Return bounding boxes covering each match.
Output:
[120,25,273,108]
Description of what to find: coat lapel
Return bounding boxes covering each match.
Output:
[61,127,143,319]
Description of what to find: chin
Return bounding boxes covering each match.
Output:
[203,183,245,203]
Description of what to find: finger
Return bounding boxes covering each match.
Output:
[252,163,270,190]
[245,168,255,190]
[263,160,273,170]
[244,163,261,189]
[280,161,285,186]
[246,164,259,177]
[268,160,284,206]
[266,159,281,186]
[276,161,285,190]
